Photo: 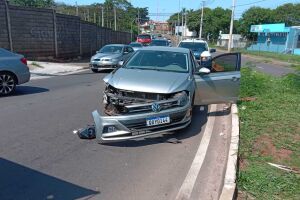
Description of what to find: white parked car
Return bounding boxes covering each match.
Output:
[178,39,216,68]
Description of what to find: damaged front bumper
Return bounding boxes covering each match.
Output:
[92,102,192,143]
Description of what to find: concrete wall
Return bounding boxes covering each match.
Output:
[0,0,131,59]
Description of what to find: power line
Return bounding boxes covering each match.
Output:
[236,0,268,7]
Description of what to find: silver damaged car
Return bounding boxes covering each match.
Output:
[92,47,241,143]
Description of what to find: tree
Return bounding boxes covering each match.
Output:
[9,0,55,8]
[274,3,300,26]
[238,7,275,40]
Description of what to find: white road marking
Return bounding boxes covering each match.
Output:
[175,104,217,200]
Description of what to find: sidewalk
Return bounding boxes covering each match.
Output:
[28,61,90,80]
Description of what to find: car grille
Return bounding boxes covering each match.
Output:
[120,90,167,101]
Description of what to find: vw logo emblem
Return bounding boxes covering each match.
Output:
[151,103,161,112]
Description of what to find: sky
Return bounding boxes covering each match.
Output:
[58,0,300,21]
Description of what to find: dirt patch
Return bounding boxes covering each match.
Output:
[253,135,292,162]
[237,190,255,200]
[239,158,249,170]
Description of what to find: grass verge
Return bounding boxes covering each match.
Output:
[237,67,300,199]
[238,50,300,65]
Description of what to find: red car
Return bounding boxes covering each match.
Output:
[136,34,152,45]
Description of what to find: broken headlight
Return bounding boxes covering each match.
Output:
[174,91,188,106]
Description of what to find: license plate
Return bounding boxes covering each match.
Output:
[146,116,170,127]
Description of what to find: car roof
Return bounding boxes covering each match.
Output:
[179,39,207,43]
[140,46,190,53]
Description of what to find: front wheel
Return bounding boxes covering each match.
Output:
[0,72,16,96]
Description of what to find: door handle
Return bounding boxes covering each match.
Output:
[231,77,240,82]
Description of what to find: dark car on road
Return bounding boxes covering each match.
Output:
[149,39,170,47]
[0,48,30,96]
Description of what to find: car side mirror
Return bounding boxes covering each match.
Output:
[96,51,100,54]
[118,60,124,66]
[210,48,216,53]
[198,67,210,74]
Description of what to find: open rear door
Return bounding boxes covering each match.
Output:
[194,53,241,105]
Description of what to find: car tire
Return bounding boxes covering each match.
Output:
[91,69,99,73]
[0,72,16,96]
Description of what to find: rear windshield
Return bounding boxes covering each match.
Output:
[150,40,168,46]
[179,42,208,51]
[138,35,151,39]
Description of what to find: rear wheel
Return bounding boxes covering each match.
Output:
[91,69,99,73]
[0,72,16,96]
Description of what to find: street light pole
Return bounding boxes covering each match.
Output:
[177,0,181,45]
[228,0,236,52]
[199,1,205,39]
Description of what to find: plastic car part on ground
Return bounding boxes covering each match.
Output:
[73,125,96,139]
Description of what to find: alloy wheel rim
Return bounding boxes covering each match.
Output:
[0,74,15,94]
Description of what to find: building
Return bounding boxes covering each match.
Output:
[175,25,197,37]
[248,23,300,55]
[217,33,246,48]
[139,21,170,34]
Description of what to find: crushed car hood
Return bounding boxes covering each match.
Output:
[104,68,191,94]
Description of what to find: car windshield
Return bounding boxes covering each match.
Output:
[99,45,123,54]
[124,50,189,73]
[150,40,168,46]
[179,42,208,51]
[129,43,142,47]
[138,35,151,39]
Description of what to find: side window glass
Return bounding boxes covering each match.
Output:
[129,47,134,53]
[211,54,238,73]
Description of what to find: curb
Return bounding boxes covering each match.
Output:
[219,104,239,200]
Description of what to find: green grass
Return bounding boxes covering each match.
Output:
[237,67,300,199]
[238,50,300,65]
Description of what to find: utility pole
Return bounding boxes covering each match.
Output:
[75,1,78,16]
[199,1,205,39]
[94,12,96,23]
[114,7,117,31]
[177,0,181,44]
[181,9,184,40]
[184,11,187,38]
[101,6,104,27]
[228,0,236,52]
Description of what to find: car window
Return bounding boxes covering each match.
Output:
[189,52,196,72]
[211,54,239,73]
[150,40,168,46]
[99,45,123,54]
[138,35,151,39]
[179,42,208,51]
[128,47,134,53]
[124,50,189,73]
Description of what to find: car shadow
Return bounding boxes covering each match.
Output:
[103,105,209,147]
[13,86,49,96]
[0,158,99,200]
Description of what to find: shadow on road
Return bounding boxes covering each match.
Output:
[0,158,99,200]
[13,86,49,96]
[103,105,210,147]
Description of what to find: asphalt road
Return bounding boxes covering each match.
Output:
[0,53,293,200]
[0,70,233,200]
